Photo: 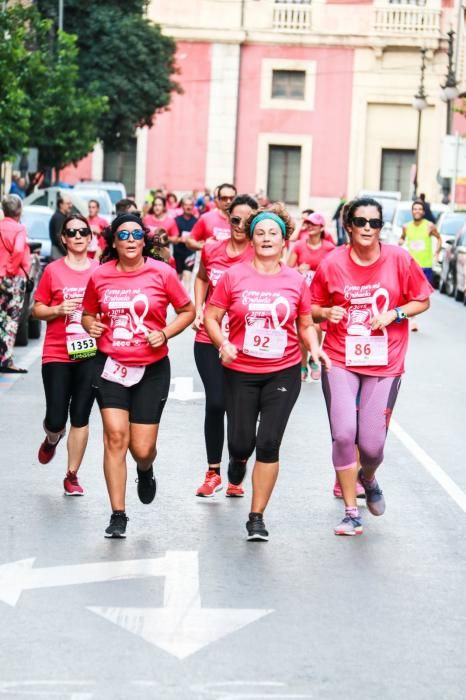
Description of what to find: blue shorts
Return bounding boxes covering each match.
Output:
[422,268,433,283]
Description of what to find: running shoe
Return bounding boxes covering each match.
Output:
[196,470,222,497]
[228,457,247,486]
[105,512,128,538]
[358,469,385,516]
[63,471,84,496]
[246,512,269,541]
[136,465,156,504]
[301,367,308,382]
[334,515,363,536]
[225,482,245,497]
[309,361,321,381]
[38,435,63,464]
[333,478,366,499]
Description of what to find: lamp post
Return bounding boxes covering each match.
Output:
[440,29,459,203]
[412,48,428,200]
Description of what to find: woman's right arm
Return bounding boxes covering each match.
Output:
[33,300,77,321]
[192,260,209,330]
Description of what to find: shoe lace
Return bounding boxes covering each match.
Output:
[111,512,128,524]
[66,471,79,485]
[205,470,220,485]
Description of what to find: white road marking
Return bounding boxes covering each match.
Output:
[390,418,466,513]
[89,551,273,660]
[168,376,205,401]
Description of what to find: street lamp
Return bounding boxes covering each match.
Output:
[412,48,428,199]
[440,29,459,203]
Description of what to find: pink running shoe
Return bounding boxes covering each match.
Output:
[333,478,366,499]
[225,482,245,497]
[38,435,63,464]
[196,470,222,497]
[64,471,84,496]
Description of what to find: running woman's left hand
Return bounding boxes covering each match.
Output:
[370,311,396,331]
[147,330,167,348]
[311,348,332,371]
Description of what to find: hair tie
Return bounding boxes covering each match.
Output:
[249,212,286,238]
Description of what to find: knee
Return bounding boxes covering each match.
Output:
[205,395,225,417]
[104,429,129,453]
[228,433,255,462]
[358,442,384,469]
[256,439,280,463]
[131,443,157,464]
[332,425,356,448]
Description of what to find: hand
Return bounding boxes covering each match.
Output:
[220,341,237,364]
[147,330,168,348]
[311,348,332,371]
[325,306,346,324]
[87,313,106,338]
[298,263,310,273]
[370,310,396,331]
[59,298,82,316]
[192,309,204,331]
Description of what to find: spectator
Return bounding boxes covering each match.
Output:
[9,175,27,200]
[419,193,435,224]
[0,195,31,373]
[115,198,138,215]
[49,193,72,260]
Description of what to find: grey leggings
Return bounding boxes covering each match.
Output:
[321,366,401,472]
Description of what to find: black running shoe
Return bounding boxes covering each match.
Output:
[136,465,157,504]
[246,512,269,542]
[105,512,128,538]
[228,457,247,486]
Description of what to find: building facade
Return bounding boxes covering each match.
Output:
[61,0,466,215]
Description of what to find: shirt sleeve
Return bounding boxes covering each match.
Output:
[298,278,312,315]
[167,219,179,238]
[310,263,331,306]
[6,227,27,276]
[164,266,191,309]
[402,256,434,302]
[191,216,206,242]
[209,270,231,309]
[82,274,100,315]
[34,265,52,304]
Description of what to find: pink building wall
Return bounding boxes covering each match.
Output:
[145,41,211,192]
[60,153,93,184]
[235,44,354,198]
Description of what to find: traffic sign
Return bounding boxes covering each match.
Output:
[440,135,466,178]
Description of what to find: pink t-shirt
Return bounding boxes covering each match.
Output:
[0,218,30,277]
[209,262,311,374]
[195,239,254,345]
[310,245,433,377]
[34,258,99,364]
[292,239,335,285]
[82,258,190,366]
[191,209,231,243]
[143,214,179,239]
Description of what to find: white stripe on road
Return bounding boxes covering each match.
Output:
[390,418,466,513]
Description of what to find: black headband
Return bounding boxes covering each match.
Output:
[111,213,143,235]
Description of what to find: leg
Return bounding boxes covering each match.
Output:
[181,269,192,293]
[224,368,261,463]
[129,423,159,469]
[194,342,226,470]
[68,358,97,474]
[39,363,72,464]
[0,276,25,368]
[101,408,130,512]
[321,366,361,508]
[252,364,301,513]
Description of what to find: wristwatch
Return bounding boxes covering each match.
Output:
[394,307,407,323]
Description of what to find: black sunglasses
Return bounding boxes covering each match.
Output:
[116,229,145,241]
[351,217,383,229]
[219,195,235,203]
[64,227,91,237]
[230,215,244,227]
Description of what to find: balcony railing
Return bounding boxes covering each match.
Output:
[374,2,441,38]
[273,2,312,33]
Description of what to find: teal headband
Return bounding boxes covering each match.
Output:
[249,212,287,238]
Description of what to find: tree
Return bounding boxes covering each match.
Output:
[37,0,180,151]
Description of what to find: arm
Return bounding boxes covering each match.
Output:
[297,315,331,370]
[192,260,209,330]
[311,304,346,324]
[287,250,298,268]
[370,298,430,331]
[167,220,181,245]
[399,225,407,246]
[5,228,27,276]
[185,218,205,251]
[204,303,237,364]
[81,311,107,338]
[429,224,442,256]
[33,298,81,321]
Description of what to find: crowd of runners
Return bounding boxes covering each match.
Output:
[3,183,434,540]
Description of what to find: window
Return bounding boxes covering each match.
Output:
[267,145,301,205]
[380,149,415,199]
[388,0,426,5]
[271,70,306,100]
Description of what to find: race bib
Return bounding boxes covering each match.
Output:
[221,313,230,338]
[345,336,388,366]
[303,270,314,286]
[410,239,425,251]
[67,334,97,361]
[213,227,231,241]
[101,357,146,387]
[243,326,287,359]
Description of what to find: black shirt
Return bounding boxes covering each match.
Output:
[174,214,197,257]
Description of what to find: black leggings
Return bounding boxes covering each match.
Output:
[194,341,225,464]
[42,359,96,433]
[224,363,301,464]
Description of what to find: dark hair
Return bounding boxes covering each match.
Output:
[412,199,425,211]
[100,215,152,263]
[344,197,383,227]
[115,198,138,215]
[60,213,91,247]
[166,192,178,205]
[302,208,314,216]
[88,199,100,209]
[149,195,166,215]
[228,194,258,215]
[245,201,294,241]
[217,183,237,198]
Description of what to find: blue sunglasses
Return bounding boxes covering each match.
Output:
[116,229,145,241]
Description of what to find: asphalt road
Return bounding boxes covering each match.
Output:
[0,291,465,700]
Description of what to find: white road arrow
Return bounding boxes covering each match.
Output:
[88,551,273,660]
[168,376,205,401]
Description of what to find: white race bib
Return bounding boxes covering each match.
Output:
[410,239,425,251]
[243,326,287,359]
[345,335,388,367]
[101,357,146,387]
[304,270,314,286]
[66,334,97,361]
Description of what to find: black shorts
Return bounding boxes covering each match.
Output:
[174,249,196,275]
[92,352,171,424]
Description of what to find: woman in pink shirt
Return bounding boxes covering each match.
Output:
[82,214,195,538]
[143,195,179,240]
[33,214,98,496]
[0,194,31,373]
[311,197,433,536]
[204,204,330,542]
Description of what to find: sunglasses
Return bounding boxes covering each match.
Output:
[116,229,145,241]
[64,227,91,237]
[219,195,234,203]
[230,215,244,227]
[351,217,383,229]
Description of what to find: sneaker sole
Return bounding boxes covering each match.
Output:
[334,529,363,536]
[247,533,269,541]
[225,492,244,498]
[63,491,84,497]
[104,532,126,538]
[196,485,223,498]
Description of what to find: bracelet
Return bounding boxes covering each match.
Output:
[160,330,168,344]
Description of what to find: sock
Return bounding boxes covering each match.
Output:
[345,506,360,519]
[113,510,126,516]
[360,470,377,488]
[210,467,220,475]
[249,511,263,520]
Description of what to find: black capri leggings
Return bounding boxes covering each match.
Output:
[42,359,96,433]
[224,363,301,464]
[194,341,225,464]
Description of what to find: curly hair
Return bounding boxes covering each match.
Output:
[244,201,295,240]
[99,222,153,264]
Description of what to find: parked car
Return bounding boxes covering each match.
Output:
[359,190,401,241]
[73,187,113,223]
[439,225,466,301]
[432,211,466,287]
[382,201,448,245]
[24,187,88,216]
[15,242,42,347]
[21,205,54,268]
[75,181,126,212]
